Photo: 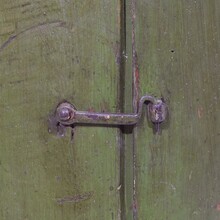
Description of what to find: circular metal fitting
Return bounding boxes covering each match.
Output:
[58,107,72,121]
[56,102,76,124]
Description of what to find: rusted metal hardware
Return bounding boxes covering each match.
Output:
[55,95,168,128]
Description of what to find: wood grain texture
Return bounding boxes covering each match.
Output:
[0,0,122,219]
[133,1,220,219]
[1,1,220,219]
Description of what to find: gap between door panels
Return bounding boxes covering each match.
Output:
[117,0,139,219]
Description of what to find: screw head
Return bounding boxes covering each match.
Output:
[56,102,76,123]
[58,107,72,121]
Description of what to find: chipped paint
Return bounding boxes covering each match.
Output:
[56,192,93,205]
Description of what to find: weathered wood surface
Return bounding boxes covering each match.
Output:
[132,1,220,220]
[0,1,122,219]
[1,0,220,220]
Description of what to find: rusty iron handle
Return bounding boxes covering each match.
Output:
[55,95,168,127]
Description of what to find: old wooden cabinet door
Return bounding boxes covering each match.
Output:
[0,1,123,219]
[0,1,220,220]
[129,1,220,220]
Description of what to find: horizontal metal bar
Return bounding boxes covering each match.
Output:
[55,95,167,126]
[71,111,138,125]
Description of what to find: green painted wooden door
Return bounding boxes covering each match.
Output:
[0,1,122,219]
[0,1,220,220]
[129,1,220,220]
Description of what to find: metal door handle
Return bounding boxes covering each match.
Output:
[49,95,168,137]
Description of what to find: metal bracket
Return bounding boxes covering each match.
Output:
[50,95,168,137]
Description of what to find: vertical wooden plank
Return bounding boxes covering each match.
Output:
[0,0,123,219]
[134,0,220,219]
[123,0,137,219]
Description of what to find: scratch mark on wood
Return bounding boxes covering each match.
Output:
[56,191,93,205]
[113,41,121,65]
[131,1,139,219]
[160,181,176,192]
[197,106,204,119]
[131,0,139,111]
[215,203,220,211]
[21,2,31,7]
[0,20,66,52]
